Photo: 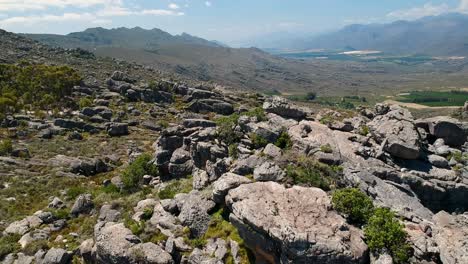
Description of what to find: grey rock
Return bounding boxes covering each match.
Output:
[212,173,251,204]
[70,194,93,217]
[106,123,129,137]
[188,99,234,115]
[253,161,285,182]
[192,169,210,190]
[79,238,95,264]
[230,155,265,175]
[48,197,64,209]
[183,119,216,128]
[130,243,174,264]
[428,154,449,168]
[417,116,466,146]
[3,215,43,235]
[368,105,421,159]
[226,182,368,263]
[263,96,307,120]
[432,211,468,264]
[178,192,216,238]
[98,204,121,222]
[262,143,282,158]
[42,248,71,264]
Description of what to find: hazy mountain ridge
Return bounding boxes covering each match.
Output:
[25,27,224,50]
[264,13,468,56]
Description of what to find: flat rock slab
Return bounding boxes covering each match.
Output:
[226,182,368,263]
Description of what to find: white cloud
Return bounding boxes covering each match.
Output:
[387,3,450,20]
[458,0,468,12]
[205,1,212,7]
[0,0,121,12]
[168,3,179,10]
[140,9,184,16]
[0,12,96,25]
[96,6,132,17]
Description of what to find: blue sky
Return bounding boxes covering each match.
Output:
[0,0,466,45]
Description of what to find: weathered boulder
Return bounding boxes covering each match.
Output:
[183,119,216,128]
[416,116,466,146]
[368,105,421,159]
[3,215,43,235]
[70,194,94,217]
[263,96,307,120]
[427,154,449,168]
[94,222,171,264]
[212,173,251,204]
[230,155,265,175]
[42,248,71,264]
[177,192,216,238]
[263,143,282,158]
[226,182,368,263]
[129,242,174,264]
[253,161,285,182]
[432,212,468,264]
[188,99,234,115]
[106,123,129,137]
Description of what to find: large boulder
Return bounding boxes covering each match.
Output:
[263,96,307,120]
[253,161,285,182]
[106,123,129,137]
[212,173,251,204]
[368,105,421,159]
[177,192,216,238]
[94,222,173,263]
[432,211,468,264]
[70,194,94,217]
[42,248,71,264]
[416,116,466,146]
[225,182,368,263]
[188,99,234,115]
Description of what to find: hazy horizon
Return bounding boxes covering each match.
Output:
[2,0,468,47]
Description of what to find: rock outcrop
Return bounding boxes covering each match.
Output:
[226,182,369,263]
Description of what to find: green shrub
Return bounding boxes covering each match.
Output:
[245,107,267,122]
[364,208,412,263]
[275,131,292,150]
[67,186,87,200]
[51,209,70,220]
[332,188,374,225]
[286,157,341,191]
[228,144,239,159]
[157,120,170,129]
[0,234,21,259]
[141,207,154,221]
[320,144,333,153]
[22,239,49,255]
[158,178,193,200]
[0,139,13,156]
[250,133,268,149]
[359,125,370,136]
[202,209,253,263]
[0,63,81,113]
[141,228,168,244]
[306,92,317,101]
[124,218,145,236]
[78,97,93,109]
[122,154,159,191]
[215,114,241,145]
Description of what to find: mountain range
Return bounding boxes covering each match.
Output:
[260,13,468,57]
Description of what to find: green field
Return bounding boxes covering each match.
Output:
[397,91,468,107]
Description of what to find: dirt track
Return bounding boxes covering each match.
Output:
[384,100,461,109]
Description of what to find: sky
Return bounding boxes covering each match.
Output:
[0,0,467,46]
